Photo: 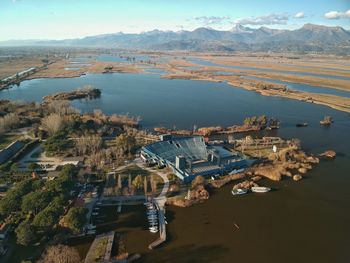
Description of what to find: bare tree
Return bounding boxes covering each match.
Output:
[0,113,20,133]
[38,245,80,263]
[128,174,132,188]
[41,113,64,136]
[75,135,103,155]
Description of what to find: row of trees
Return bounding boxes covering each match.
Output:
[243,115,280,129]
[104,174,160,196]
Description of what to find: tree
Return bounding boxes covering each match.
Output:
[28,162,40,172]
[143,176,148,195]
[10,162,19,173]
[132,175,143,189]
[0,113,20,133]
[41,113,64,136]
[64,207,87,234]
[44,131,72,155]
[32,208,59,231]
[128,174,132,188]
[15,220,36,246]
[75,135,102,155]
[115,133,136,155]
[22,191,52,215]
[38,245,80,263]
[32,196,65,231]
[0,179,33,216]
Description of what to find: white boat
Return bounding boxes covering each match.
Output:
[91,212,99,216]
[251,186,271,193]
[231,188,248,195]
[229,168,245,175]
[149,227,158,233]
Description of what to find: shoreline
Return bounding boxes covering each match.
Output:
[1,55,350,114]
[160,69,350,113]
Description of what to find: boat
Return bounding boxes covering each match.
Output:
[147,211,157,215]
[211,174,220,180]
[320,116,333,126]
[91,212,99,216]
[149,228,158,233]
[251,186,271,193]
[86,224,96,230]
[231,188,249,195]
[229,168,245,175]
[296,122,308,127]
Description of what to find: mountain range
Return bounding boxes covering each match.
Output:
[1,24,350,54]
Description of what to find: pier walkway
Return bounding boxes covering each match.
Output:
[133,158,170,249]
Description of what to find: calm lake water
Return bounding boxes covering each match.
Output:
[1,72,350,263]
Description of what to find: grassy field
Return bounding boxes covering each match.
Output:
[0,134,21,150]
[0,57,44,79]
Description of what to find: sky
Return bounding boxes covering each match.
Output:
[0,0,349,41]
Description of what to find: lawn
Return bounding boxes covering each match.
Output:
[0,134,21,150]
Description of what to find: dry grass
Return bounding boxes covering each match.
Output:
[0,58,44,79]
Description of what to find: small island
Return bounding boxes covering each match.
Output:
[43,85,101,102]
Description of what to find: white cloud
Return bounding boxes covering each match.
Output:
[294,12,305,19]
[234,13,289,26]
[324,10,350,19]
[193,16,231,26]
[325,11,343,19]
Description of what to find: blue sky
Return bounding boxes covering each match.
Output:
[0,0,349,40]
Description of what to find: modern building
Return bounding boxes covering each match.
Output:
[141,135,247,183]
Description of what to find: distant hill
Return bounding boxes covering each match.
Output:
[1,24,350,54]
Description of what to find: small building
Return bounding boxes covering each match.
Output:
[141,136,247,183]
[62,156,85,167]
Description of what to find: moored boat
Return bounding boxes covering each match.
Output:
[231,188,249,195]
[229,168,245,175]
[251,186,271,193]
[296,122,308,127]
[320,116,333,126]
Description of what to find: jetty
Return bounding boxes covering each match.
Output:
[84,231,115,263]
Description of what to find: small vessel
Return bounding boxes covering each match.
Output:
[86,224,96,230]
[229,168,245,175]
[211,174,220,180]
[296,122,308,127]
[320,116,333,126]
[251,186,271,193]
[231,188,249,195]
[149,227,158,233]
[91,212,99,216]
